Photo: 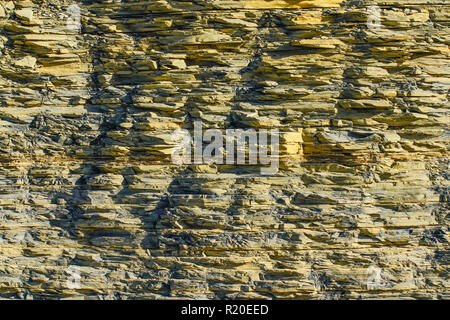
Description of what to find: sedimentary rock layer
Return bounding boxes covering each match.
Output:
[0,0,448,299]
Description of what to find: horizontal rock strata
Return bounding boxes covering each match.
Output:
[0,0,448,299]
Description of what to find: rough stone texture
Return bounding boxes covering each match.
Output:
[0,0,448,299]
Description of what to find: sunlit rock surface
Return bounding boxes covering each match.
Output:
[0,0,448,299]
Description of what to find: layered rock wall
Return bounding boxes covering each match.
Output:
[0,0,448,299]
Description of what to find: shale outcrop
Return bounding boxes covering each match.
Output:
[0,0,448,299]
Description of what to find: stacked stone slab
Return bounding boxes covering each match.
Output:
[0,0,448,299]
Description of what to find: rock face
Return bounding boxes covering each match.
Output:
[0,0,448,299]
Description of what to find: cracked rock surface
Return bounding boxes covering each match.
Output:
[0,0,448,299]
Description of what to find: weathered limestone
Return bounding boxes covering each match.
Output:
[0,0,448,299]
